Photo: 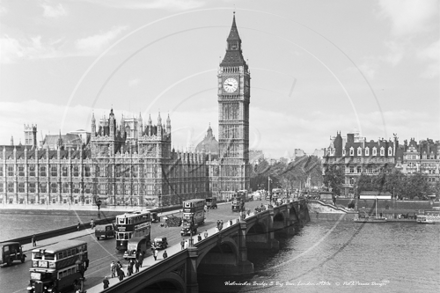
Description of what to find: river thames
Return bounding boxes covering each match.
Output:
[1,214,439,293]
[199,218,440,293]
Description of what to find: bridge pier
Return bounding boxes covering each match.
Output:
[236,220,254,274]
[186,247,199,293]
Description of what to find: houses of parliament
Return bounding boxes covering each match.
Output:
[0,15,251,207]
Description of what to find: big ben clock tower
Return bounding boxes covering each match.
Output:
[218,13,250,197]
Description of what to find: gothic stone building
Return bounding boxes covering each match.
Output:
[215,14,251,198]
[0,110,207,207]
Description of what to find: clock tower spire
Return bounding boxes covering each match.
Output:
[217,13,251,198]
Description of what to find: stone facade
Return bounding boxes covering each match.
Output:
[216,14,251,198]
[0,110,207,207]
[323,131,440,197]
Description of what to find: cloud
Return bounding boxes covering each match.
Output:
[377,0,438,37]
[41,2,66,18]
[75,26,128,55]
[78,0,205,11]
[0,35,64,63]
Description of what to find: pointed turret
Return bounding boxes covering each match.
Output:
[91,112,96,137]
[109,108,115,137]
[221,12,247,67]
[57,131,63,150]
[166,114,171,133]
[157,113,162,134]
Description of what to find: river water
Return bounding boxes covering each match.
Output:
[200,218,440,293]
[2,214,439,293]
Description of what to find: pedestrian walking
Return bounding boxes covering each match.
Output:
[117,267,125,281]
[117,261,122,270]
[153,249,158,261]
[219,220,224,231]
[204,230,208,239]
[110,261,116,278]
[138,252,144,268]
[31,235,37,247]
[90,219,95,229]
[135,258,140,273]
[163,250,168,259]
[197,234,202,241]
[77,222,80,231]
[103,277,110,289]
[216,220,220,229]
[127,260,133,276]
[180,238,185,250]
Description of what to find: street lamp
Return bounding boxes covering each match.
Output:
[94,196,102,219]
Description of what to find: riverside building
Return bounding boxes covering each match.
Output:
[323,131,440,197]
[0,110,207,207]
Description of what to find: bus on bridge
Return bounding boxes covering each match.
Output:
[115,210,152,251]
[181,199,206,236]
[232,190,247,212]
[27,240,89,293]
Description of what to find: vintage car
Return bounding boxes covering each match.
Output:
[123,237,149,260]
[95,223,116,240]
[151,212,160,223]
[206,197,218,209]
[151,236,168,250]
[0,242,26,266]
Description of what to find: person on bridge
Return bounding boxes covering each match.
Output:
[135,258,140,273]
[197,234,202,241]
[153,249,158,261]
[163,250,168,259]
[204,230,208,239]
[103,277,110,289]
[110,261,116,278]
[32,235,37,247]
[180,238,185,250]
[90,219,95,229]
[138,252,144,268]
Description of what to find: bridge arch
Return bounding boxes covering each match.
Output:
[136,271,185,293]
[197,236,239,267]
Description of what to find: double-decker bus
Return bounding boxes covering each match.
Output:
[115,210,152,251]
[271,188,283,201]
[181,199,206,236]
[232,190,247,212]
[27,240,88,293]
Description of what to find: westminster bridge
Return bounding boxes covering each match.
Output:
[94,199,310,293]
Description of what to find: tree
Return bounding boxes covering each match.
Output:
[400,172,431,199]
[323,165,344,195]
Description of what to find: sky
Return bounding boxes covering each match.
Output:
[0,0,439,159]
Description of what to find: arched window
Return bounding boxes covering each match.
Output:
[357,147,362,156]
[372,147,377,156]
[388,147,393,156]
[365,147,369,156]
[350,147,354,156]
[380,147,385,156]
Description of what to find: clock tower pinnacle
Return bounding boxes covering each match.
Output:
[217,13,251,197]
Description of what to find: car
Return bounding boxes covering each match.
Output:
[95,223,116,240]
[151,236,168,250]
[152,212,160,223]
[0,242,26,266]
[123,237,149,260]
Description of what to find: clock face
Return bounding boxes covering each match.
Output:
[223,78,238,93]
